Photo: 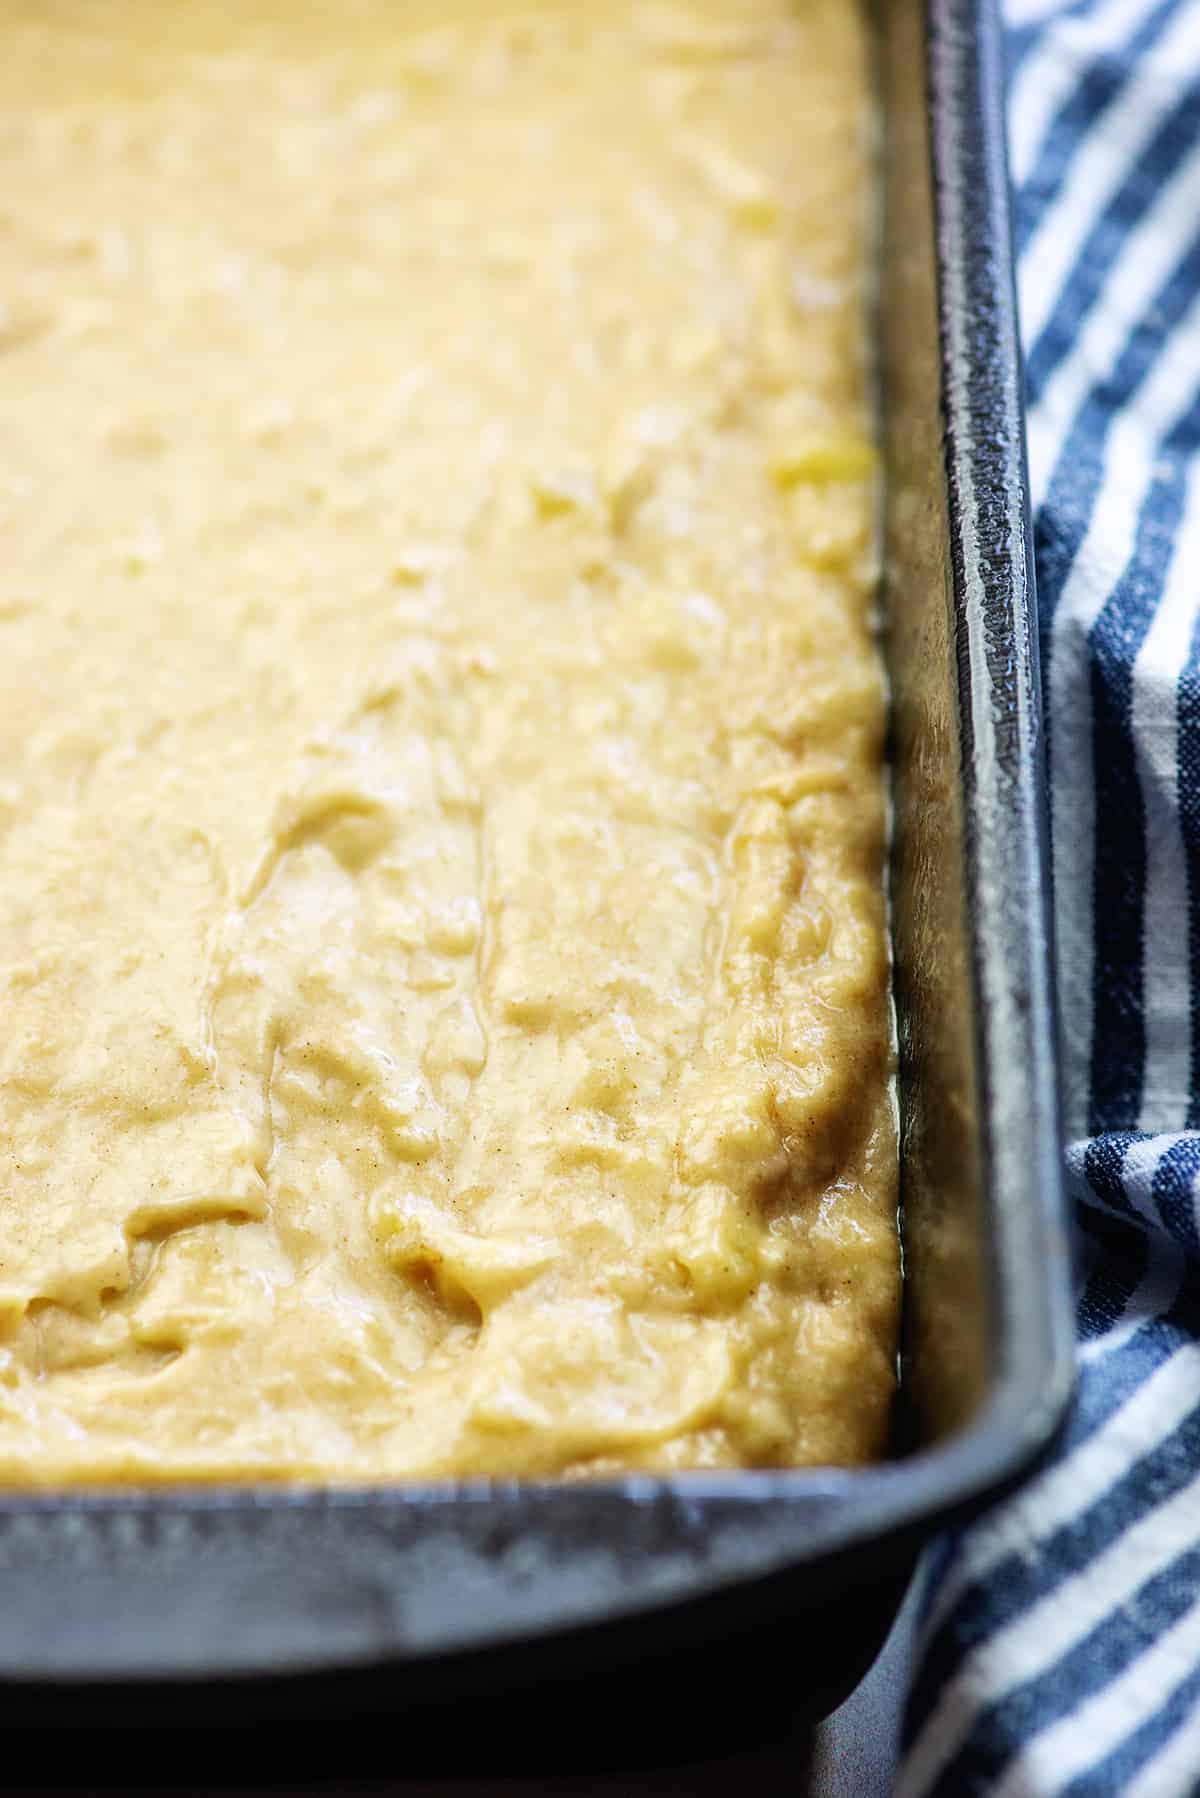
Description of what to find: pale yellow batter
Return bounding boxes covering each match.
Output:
[0,0,897,1483]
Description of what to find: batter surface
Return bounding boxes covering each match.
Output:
[0,0,897,1482]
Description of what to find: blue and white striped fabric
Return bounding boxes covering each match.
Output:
[899,1,1200,1791]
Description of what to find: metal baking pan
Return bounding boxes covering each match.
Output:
[0,0,1073,1730]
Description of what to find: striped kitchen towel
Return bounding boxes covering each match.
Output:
[899,0,1200,1792]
